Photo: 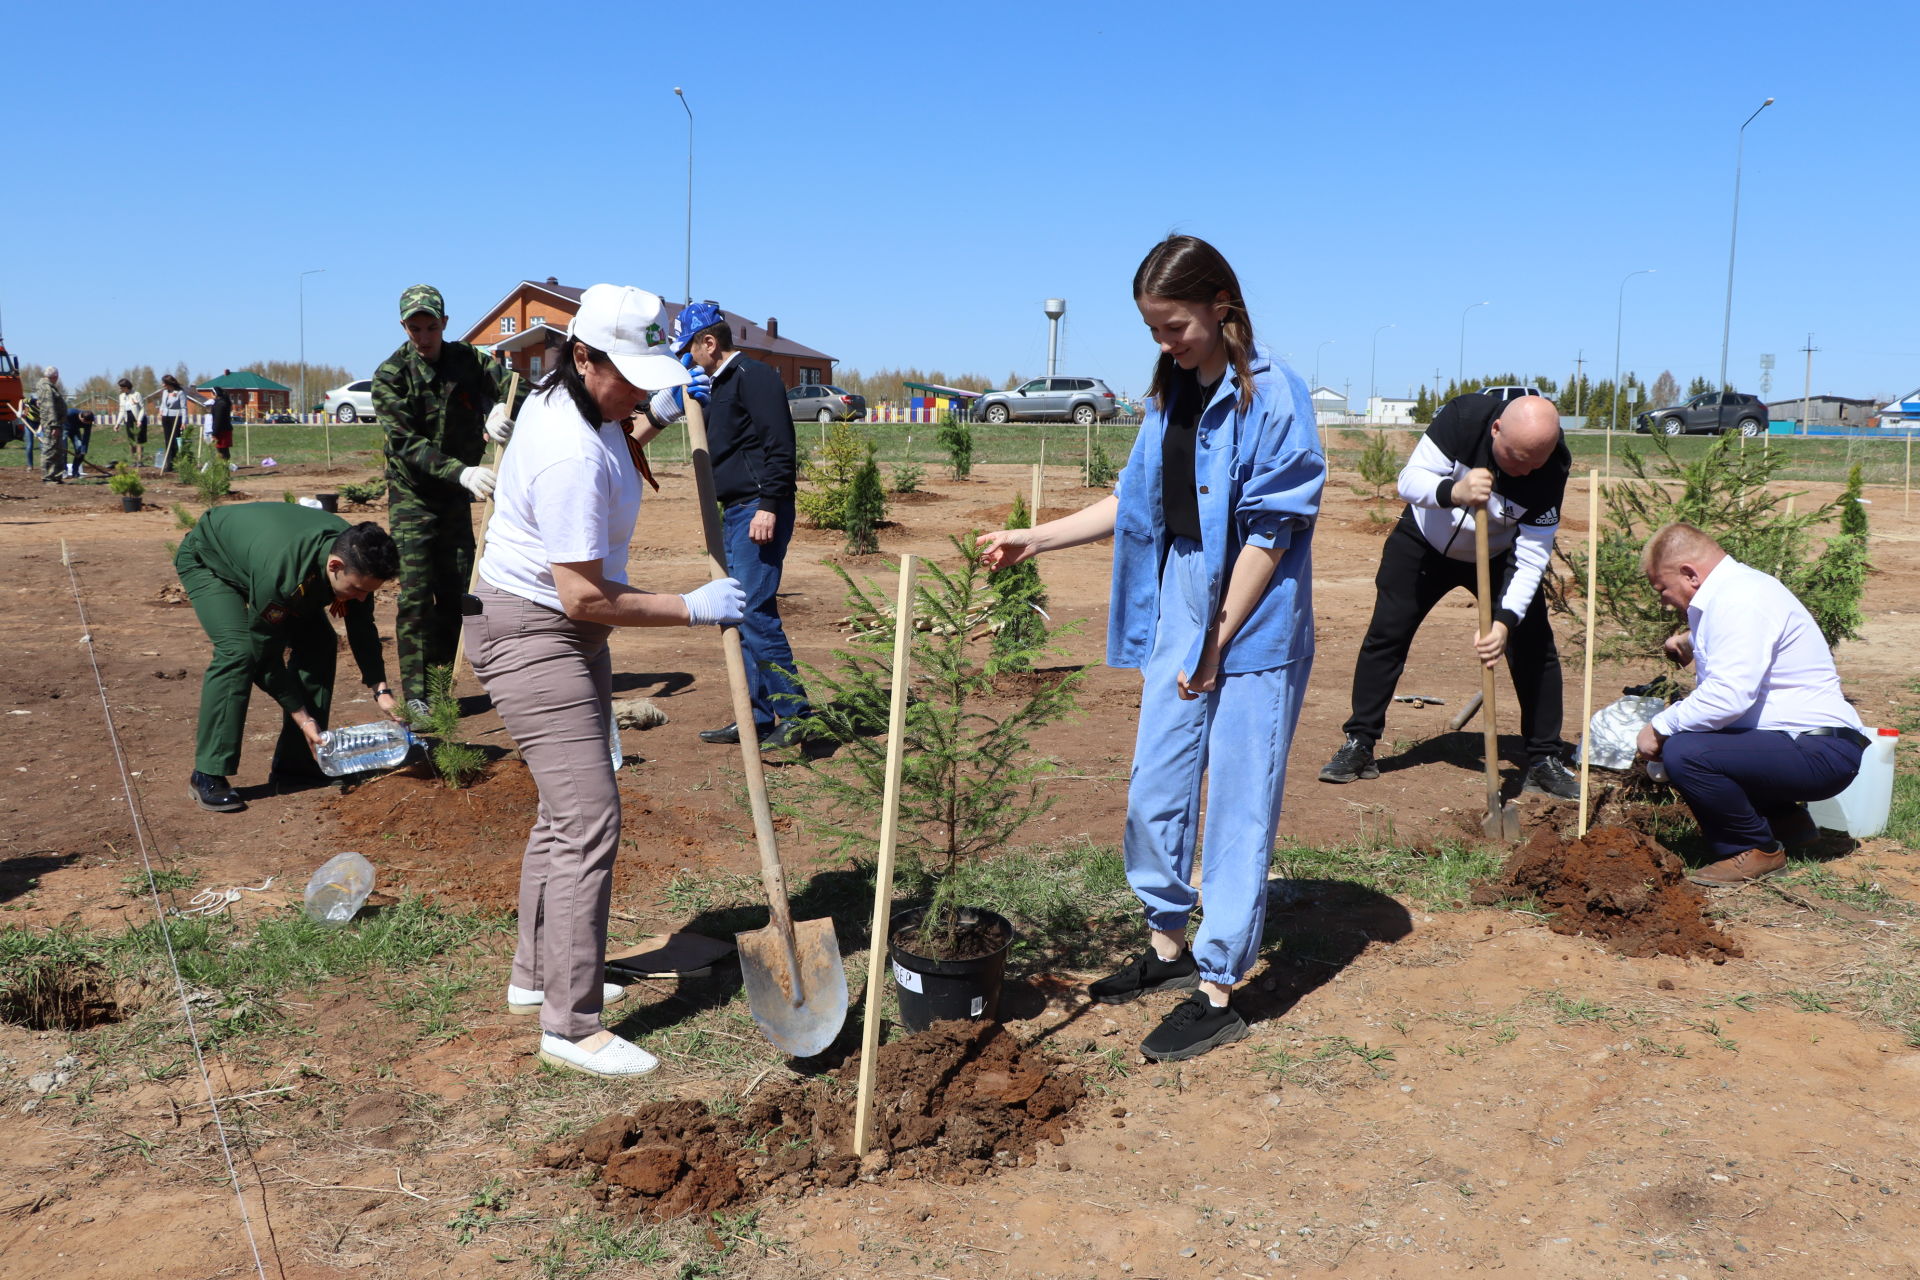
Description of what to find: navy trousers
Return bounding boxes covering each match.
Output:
[1662,728,1863,857]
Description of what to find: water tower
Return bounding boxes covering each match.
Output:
[1043,298,1066,376]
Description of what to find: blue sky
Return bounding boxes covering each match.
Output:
[9,0,1916,406]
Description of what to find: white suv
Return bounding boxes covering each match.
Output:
[1480,385,1544,403]
[325,379,376,423]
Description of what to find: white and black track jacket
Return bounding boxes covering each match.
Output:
[1394,393,1570,630]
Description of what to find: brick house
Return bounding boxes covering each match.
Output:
[198,370,290,420]
[460,278,836,388]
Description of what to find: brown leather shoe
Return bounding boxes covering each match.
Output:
[1687,847,1788,888]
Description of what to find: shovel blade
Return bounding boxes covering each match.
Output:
[735,916,849,1058]
[1483,802,1522,843]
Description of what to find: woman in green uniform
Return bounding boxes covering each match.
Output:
[174,503,403,811]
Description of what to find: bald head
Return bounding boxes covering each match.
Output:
[1490,396,1560,476]
[1642,522,1726,610]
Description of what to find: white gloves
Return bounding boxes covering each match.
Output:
[459,466,497,500]
[648,386,686,426]
[485,402,513,445]
[680,577,746,627]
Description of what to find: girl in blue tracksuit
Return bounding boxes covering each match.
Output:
[979,234,1324,1062]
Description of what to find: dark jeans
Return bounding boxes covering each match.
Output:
[723,500,809,729]
[1664,728,1864,857]
[1343,523,1563,763]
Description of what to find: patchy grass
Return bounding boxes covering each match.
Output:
[1275,837,1503,910]
[1256,1035,1397,1091]
[121,867,197,896]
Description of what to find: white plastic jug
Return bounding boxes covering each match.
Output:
[303,852,375,925]
[1807,728,1898,839]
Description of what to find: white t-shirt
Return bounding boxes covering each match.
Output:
[478,385,642,612]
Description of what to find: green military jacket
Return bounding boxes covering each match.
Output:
[36,376,66,426]
[372,339,523,497]
[182,503,388,714]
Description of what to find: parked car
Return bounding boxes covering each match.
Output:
[974,377,1119,425]
[787,383,866,423]
[266,412,297,424]
[1480,385,1544,403]
[1635,391,1769,437]
[324,379,376,423]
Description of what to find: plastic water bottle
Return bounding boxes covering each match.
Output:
[315,722,417,777]
[303,852,375,925]
[609,715,624,771]
[1808,728,1899,838]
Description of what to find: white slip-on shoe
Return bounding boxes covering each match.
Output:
[538,1032,659,1078]
[506,982,628,1015]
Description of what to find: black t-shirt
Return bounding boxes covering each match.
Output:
[1161,370,1220,543]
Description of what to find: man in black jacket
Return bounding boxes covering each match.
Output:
[1319,393,1578,799]
[666,302,811,748]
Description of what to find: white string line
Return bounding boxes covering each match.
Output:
[59,539,274,1280]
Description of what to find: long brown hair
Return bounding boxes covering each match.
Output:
[1133,234,1256,414]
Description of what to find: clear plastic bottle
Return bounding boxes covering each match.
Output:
[315,722,417,777]
[303,851,375,925]
[609,715,624,771]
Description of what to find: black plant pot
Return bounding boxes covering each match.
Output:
[888,905,1016,1033]
[119,495,143,512]
[315,493,339,512]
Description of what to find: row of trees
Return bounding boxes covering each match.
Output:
[832,366,1012,408]
[1408,371,1723,426]
[12,360,356,413]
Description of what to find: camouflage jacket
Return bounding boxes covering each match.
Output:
[373,340,524,496]
[36,376,67,427]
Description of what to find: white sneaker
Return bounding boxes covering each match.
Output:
[538,1032,659,1078]
[505,981,627,1015]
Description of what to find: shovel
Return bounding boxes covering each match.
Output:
[1474,511,1521,842]
[683,398,848,1057]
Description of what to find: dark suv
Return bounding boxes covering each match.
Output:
[973,377,1119,425]
[1635,391,1769,437]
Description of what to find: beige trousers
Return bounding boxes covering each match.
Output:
[464,581,618,1038]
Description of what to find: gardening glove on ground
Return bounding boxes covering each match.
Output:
[485,402,513,445]
[681,577,746,627]
[459,466,497,500]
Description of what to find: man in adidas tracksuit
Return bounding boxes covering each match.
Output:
[1319,392,1578,799]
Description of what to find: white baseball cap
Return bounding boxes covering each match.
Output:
[566,284,692,390]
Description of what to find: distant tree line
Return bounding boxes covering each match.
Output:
[832,366,1016,408]
[1409,369,1719,428]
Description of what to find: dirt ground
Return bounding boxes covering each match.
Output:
[3,453,1919,1278]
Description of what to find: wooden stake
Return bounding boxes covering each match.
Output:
[1030,462,1042,518]
[1083,420,1091,486]
[1906,433,1912,520]
[1578,470,1600,837]
[449,371,520,682]
[853,554,918,1159]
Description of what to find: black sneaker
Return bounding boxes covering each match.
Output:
[1088,947,1200,1005]
[188,771,245,812]
[1523,756,1579,800]
[1317,734,1378,783]
[1141,991,1250,1062]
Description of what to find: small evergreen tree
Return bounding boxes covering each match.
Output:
[1412,386,1434,424]
[1355,431,1399,498]
[412,664,485,787]
[1085,441,1119,488]
[1686,375,1715,397]
[786,539,1079,954]
[797,421,867,530]
[989,494,1048,668]
[842,445,886,555]
[936,410,974,480]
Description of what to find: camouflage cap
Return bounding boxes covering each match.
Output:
[398,284,447,321]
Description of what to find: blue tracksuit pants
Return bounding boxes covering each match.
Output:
[1124,538,1309,987]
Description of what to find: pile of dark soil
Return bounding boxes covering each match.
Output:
[1472,824,1743,961]
[544,1020,1086,1219]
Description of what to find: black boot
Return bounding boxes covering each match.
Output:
[188,771,245,812]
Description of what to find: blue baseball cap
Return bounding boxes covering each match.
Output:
[670,301,725,356]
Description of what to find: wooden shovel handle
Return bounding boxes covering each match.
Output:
[683,398,797,943]
[1473,510,1501,809]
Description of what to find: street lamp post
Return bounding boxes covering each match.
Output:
[1609,268,1654,477]
[298,268,325,423]
[674,88,693,304]
[1718,96,1774,395]
[1458,301,1490,386]
[1369,324,1395,424]
[1312,339,1334,393]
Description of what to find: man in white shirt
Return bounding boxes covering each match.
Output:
[1636,522,1868,887]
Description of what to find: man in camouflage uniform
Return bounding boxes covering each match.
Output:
[36,366,67,483]
[373,284,526,712]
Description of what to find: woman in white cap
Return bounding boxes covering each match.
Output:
[464,284,742,1078]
